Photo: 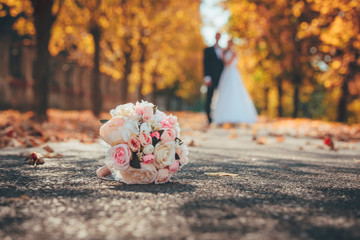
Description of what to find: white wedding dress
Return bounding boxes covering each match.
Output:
[213,51,258,124]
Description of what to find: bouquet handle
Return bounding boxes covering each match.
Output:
[96,165,111,178]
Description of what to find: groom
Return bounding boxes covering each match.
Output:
[203,32,224,125]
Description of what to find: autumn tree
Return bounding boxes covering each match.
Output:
[298,0,360,122]
[114,0,203,104]
[225,0,321,118]
[2,0,203,114]
[0,0,64,120]
[67,0,110,116]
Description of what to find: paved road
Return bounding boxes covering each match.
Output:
[0,127,359,240]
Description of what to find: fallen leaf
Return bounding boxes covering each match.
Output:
[256,137,267,145]
[222,123,233,129]
[44,153,63,158]
[54,153,63,158]
[24,152,44,167]
[24,138,40,148]
[8,194,31,202]
[43,145,54,153]
[188,140,195,147]
[276,136,284,143]
[204,172,239,177]
[324,135,336,150]
[1,126,15,137]
[228,133,238,139]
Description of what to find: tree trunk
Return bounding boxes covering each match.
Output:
[166,89,172,111]
[31,0,56,120]
[336,79,348,122]
[277,77,283,117]
[90,25,102,116]
[292,72,301,118]
[151,77,157,105]
[264,87,269,112]
[138,40,146,101]
[293,84,300,118]
[336,53,358,122]
[122,50,132,103]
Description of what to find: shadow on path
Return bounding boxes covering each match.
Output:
[179,186,360,240]
[110,182,197,194]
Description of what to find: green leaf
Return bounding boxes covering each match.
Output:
[100,119,109,124]
[152,136,160,146]
[130,152,141,169]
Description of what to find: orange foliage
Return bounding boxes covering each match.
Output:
[1,110,359,149]
[225,0,360,122]
[0,109,109,148]
[0,0,203,104]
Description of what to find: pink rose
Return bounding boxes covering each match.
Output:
[142,105,153,122]
[151,131,160,139]
[108,143,132,170]
[128,135,141,152]
[166,115,178,126]
[161,128,176,143]
[155,168,172,184]
[169,161,179,172]
[135,105,143,115]
[160,120,172,129]
[143,154,155,164]
[139,132,152,146]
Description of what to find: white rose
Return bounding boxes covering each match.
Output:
[173,123,181,137]
[153,142,176,169]
[110,103,134,117]
[176,144,189,166]
[152,110,166,123]
[138,100,154,108]
[143,144,154,154]
[122,118,139,142]
[179,156,189,165]
[153,123,162,131]
[129,113,141,122]
[176,143,189,157]
[140,122,152,133]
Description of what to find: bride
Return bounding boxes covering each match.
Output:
[213,39,258,124]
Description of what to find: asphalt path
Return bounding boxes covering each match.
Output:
[0,127,359,240]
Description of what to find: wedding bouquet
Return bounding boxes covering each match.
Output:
[98,101,189,184]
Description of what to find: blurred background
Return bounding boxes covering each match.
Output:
[0,0,359,123]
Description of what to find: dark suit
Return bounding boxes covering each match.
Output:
[203,46,224,124]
